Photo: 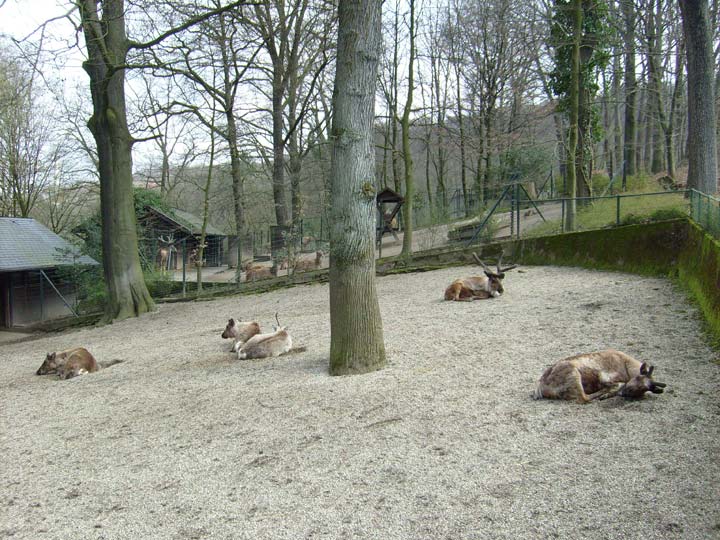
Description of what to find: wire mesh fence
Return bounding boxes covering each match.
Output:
[689,189,720,241]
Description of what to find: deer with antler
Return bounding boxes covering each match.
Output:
[157,233,177,273]
[444,253,517,301]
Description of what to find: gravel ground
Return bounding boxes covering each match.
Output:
[1,265,719,540]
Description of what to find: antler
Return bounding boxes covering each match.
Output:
[472,252,492,273]
[158,233,175,245]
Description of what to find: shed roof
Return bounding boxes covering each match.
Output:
[144,206,226,237]
[376,188,404,203]
[0,217,98,272]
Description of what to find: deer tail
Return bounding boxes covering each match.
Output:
[99,359,125,369]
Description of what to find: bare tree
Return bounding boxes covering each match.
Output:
[679,0,718,194]
[329,0,386,375]
[74,0,246,322]
[0,46,61,217]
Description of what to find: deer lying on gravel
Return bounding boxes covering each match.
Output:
[444,253,517,301]
[533,349,667,403]
[235,314,306,360]
[221,319,262,352]
[36,348,124,380]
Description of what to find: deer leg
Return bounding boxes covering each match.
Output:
[589,383,625,401]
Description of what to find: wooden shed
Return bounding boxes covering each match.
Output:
[0,217,98,328]
[139,206,227,270]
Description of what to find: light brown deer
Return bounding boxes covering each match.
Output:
[235,314,307,359]
[444,253,517,301]
[244,262,273,281]
[221,318,262,352]
[292,251,323,273]
[534,349,667,403]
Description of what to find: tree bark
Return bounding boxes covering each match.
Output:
[679,0,719,194]
[621,0,637,186]
[400,0,416,258]
[328,0,386,376]
[80,0,155,322]
[566,0,582,230]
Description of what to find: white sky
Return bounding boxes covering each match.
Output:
[0,0,87,86]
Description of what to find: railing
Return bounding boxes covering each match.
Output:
[689,189,720,240]
[446,188,691,247]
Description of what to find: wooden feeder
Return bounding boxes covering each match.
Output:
[376,188,404,254]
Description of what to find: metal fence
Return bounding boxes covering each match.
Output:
[446,187,691,248]
[689,189,720,241]
[161,185,720,293]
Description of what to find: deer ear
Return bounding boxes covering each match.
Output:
[647,365,655,376]
[640,362,649,375]
[498,272,505,279]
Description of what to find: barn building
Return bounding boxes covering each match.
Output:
[0,217,98,328]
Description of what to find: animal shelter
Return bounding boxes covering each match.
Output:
[139,206,227,270]
[0,217,98,328]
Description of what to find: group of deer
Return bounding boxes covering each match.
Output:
[244,251,324,282]
[220,314,305,360]
[35,315,303,381]
[443,252,667,404]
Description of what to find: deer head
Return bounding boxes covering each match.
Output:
[618,363,667,399]
[472,252,517,297]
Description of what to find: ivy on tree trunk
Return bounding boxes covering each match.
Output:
[80,0,155,322]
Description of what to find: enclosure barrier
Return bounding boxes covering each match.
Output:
[689,189,720,241]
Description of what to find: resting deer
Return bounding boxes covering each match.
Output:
[235,314,306,360]
[244,262,273,281]
[221,319,262,352]
[534,349,667,403]
[36,348,124,380]
[444,253,517,301]
[292,251,323,273]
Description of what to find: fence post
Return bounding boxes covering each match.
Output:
[561,198,566,233]
[515,182,521,238]
[616,195,621,225]
[509,188,514,238]
[181,238,187,298]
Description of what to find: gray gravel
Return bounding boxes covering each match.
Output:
[1,265,719,540]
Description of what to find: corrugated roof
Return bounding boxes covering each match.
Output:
[0,217,99,272]
[145,206,226,236]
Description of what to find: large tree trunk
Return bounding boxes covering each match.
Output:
[227,112,246,282]
[400,0,416,258]
[80,0,154,322]
[566,0,582,230]
[328,0,386,375]
[679,0,719,194]
[621,0,637,187]
[271,77,289,226]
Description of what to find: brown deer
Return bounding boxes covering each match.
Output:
[36,348,124,379]
[157,234,176,273]
[534,349,667,403]
[244,261,273,281]
[444,253,517,301]
[221,319,262,352]
[292,251,323,273]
